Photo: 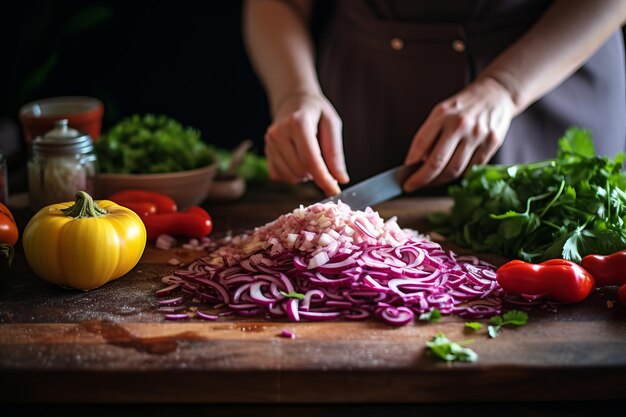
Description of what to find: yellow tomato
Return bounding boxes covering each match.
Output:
[23,191,147,290]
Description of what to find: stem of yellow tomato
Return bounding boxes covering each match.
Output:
[61,191,107,218]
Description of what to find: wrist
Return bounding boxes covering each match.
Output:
[271,88,323,116]
[478,74,522,115]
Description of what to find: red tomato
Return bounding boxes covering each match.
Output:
[0,202,18,245]
[496,259,594,303]
[109,189,177,214]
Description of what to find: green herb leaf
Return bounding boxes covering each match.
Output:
[488,310,528,338]
[487,325,499,339]
[428,127,626,262]
[464,322,482,330]
[502,310,529,326]
[489,316,504,326]
[557,127,595,159]
[280,291,305,300]
[419,308,442,322]
[426,333,478,363]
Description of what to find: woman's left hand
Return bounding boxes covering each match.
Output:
[403,76,516,192]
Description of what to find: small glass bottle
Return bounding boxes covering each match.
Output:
[28,119,98,211]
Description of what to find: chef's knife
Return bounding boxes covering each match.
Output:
[319,161,423,210]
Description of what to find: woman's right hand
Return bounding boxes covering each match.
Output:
[264,93,349,196]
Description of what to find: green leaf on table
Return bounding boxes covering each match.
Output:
[488,310,528,338]
[487,325,499,339]
[426,333,478,363]
[464,322,482,331]
[489,316,504,326]
[502,310,529,326]
[419,308,442,322]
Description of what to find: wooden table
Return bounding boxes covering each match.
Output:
[1,183,625,415]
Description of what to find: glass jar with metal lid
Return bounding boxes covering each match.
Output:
[28,119,98,211]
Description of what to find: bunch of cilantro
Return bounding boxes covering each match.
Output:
[428,127,626,262]
[95,114,215,174]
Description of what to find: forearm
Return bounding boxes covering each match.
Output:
[481,0,626,115]
[242,0,320,115]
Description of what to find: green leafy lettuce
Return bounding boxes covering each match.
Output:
[95,114,215,174]
[428,127,626,262]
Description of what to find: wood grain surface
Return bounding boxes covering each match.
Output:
[1,183,625,405]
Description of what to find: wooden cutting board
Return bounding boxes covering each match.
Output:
[1,184,625,404]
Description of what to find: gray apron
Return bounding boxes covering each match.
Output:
[318,0,626,183]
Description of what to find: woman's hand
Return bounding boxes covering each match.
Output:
[265,93,349,196]
[403,77,516,192]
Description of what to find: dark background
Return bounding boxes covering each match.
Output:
[1,0,299,190]
[2,1,624,192]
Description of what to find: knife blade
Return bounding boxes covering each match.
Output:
[319,161,422,210]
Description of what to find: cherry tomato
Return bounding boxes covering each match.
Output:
[0,202,18,245]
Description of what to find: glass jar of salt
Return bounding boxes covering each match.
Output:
[28,119,98,211]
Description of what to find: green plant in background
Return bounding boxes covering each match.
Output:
[95,114,216,174]
[429,127,626,262]
[206,144,268,182]
[3,2,113,118]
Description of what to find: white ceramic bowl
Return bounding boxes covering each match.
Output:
[97,162,218,209]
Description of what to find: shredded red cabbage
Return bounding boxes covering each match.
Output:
[156,201,503,326]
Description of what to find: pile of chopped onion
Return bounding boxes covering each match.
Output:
[157,201,503,326]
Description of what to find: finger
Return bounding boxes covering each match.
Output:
[265,141,296,184]
[265,146,282,182]
[430,139,475,186]
[265,126,302,183]
[319,112,349,184]
[264,132,281,181]
[464,132,500,176]
[404,124,462,192]
[289,112,341,196]
[405,105,445,165]
[274,139,309,181]
[431,120,488,185]
[273,153,303,184]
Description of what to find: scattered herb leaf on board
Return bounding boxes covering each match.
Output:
[487,310,528,339]
[426,333,478,363]
[464,322,483,331]
[419,308,442,322]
